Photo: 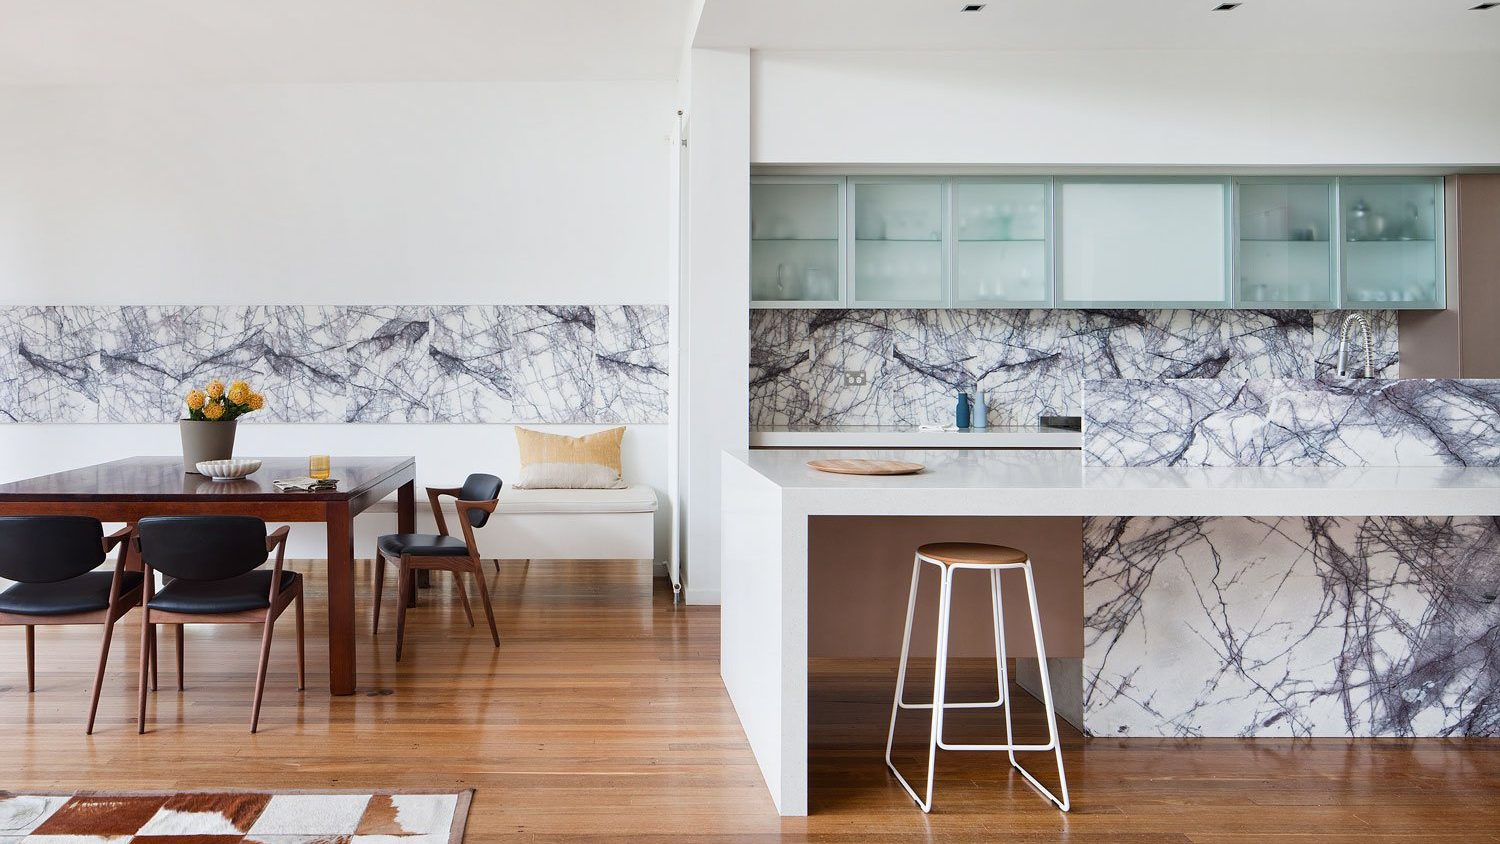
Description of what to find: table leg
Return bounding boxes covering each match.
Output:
[326,500,356,695]
[397,479,427,600]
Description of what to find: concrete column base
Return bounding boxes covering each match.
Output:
[1015,657,1083,732]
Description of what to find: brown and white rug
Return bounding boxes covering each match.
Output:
[0,789,472,843]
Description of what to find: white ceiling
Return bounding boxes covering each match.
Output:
[693,0,1500,52]
[0,0,694,84]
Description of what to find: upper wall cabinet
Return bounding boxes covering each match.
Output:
[849,178,947,307]
[952,179,1052,307]
[1235,178,1337,308]
[1339,177,1445,308]
[750,177,845,307]
[1056,178,1231,309]
[749,173,1447,310]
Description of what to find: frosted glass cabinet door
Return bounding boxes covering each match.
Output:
[1235,179,1336,307]
[850,179,946,306]
[952,180,1050,307]
[1340,177,1444,308]
[1057,179,1231,308]
[751,178,844,306]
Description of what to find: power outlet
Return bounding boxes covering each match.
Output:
[842,370,868,387]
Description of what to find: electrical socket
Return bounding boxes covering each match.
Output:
[842,370,868,387]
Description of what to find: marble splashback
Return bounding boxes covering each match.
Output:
[1084,515,1500,737]
[749,309,1397,427]
[1084,378,1500,467]
[0,305,668,424]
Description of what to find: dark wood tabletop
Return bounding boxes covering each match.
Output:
[0,456,415,501]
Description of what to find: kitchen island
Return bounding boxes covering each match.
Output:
[721,447,1500,815]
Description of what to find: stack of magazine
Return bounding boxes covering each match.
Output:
[273,476,340,492]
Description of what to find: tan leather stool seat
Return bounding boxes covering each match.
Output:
[916,542,1028,566]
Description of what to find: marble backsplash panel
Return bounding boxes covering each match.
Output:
[749,309,1397,427]
[1084,378,1500,467]
[1084,515,1500,737]
[0,305,669,424]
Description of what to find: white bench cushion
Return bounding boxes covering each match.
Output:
[498,484,657,515]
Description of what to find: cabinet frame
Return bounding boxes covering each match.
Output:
[1053,176,1234,310]
[749,175,848,309]
[1336,175,1446,310]
[748,172,1449,312]
[1231,176,1339,309]
[948,176,1055,309]
[846,176,950,308]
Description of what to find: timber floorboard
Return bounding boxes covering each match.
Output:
[3,559,1497,842]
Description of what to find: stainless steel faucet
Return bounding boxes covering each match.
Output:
[1336,313,1375,378]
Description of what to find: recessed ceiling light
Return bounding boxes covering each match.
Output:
[961,3,986,11]
[1471,2,1499,9]
[1212,2,1241,9]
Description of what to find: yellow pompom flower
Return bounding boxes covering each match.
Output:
[227,383,251,405]
[202,401,226,420]
[205,379,225,399]
[185,389,206,411]
[247,392,265,411]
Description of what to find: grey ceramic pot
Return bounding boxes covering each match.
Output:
[179,419,237,473]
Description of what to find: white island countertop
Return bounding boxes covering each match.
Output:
[733,447,1500,517]
[720,447,1500,816]
[750,424,1081,450]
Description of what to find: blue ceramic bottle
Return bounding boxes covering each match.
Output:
[972,388,987,430]
[955,391,971,429]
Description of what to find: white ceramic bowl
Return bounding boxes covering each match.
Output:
[195,458,262,480]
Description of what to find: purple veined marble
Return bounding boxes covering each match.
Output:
[749,308,1398,428]
[0,305,668,424]
[1083,377,1500,467]
[1083,514,1500,738]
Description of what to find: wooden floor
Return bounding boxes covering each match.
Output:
[4,559,1498,842]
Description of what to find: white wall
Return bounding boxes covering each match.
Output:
[751,50,1500,167]
[0,80,676,562]
[0,81,673,304]
[678,48,749,603]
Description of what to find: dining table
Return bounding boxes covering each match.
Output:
[0,456,416,695]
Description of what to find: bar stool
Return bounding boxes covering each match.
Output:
[884,541,1070,813]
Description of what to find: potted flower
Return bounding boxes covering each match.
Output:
[180,378,265,473]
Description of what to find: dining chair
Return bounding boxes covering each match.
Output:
[372,473,502,660]
[134,515,304,733]
[0,516,144,734]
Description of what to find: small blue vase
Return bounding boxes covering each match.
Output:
[972,389,987,430]
[955,392,971,429]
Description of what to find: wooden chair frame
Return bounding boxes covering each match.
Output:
[373,487,499,660]
[136,524,305,734]
[0,525,143,734]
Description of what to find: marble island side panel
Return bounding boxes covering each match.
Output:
[1084,514,1500,737]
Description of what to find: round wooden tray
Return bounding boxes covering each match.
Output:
[807,458,925,476]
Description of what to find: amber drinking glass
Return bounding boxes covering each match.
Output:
[309,455,331,480]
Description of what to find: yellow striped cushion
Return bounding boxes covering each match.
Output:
[513,426,627,489]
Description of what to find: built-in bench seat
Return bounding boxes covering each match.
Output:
[359,484,658,562]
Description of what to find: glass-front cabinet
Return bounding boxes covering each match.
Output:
[1235,178,1337,308]
[849,178,947,306]
[750,177,844,307]
[749,173,1446,310]
[1340,177,1444,308]
[951,179,1051,307]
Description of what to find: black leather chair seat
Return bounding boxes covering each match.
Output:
[0,571,143,616]
[378,533,471,557]
[150,569,299,614]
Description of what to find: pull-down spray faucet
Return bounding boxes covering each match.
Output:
[1336,313,1375,378]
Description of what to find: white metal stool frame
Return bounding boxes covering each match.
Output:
[884,549,1071,813]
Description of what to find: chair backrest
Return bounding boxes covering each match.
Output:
[459,473,503,528]
[0,516,105,583]
[136,515,268,581]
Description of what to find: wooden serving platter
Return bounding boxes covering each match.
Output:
[807,458,925,476]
